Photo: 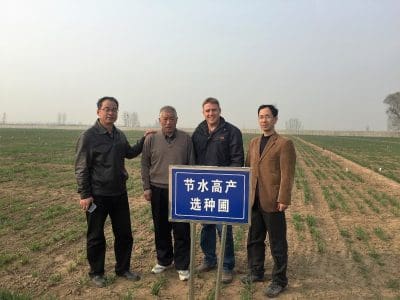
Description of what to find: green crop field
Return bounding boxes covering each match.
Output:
[0,128,399,299]
[298,135,400,183]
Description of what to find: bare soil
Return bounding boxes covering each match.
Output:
[1,140,399,299]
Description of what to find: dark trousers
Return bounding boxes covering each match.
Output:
[86,192,133,277]
[151,186,190,270]
[247,201,288,287]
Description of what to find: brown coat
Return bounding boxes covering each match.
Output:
[245,132,296,212]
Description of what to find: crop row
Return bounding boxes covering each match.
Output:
[290,137,399,292]
[298,135,400,183]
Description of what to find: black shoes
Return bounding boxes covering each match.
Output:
[91,275,106,288]
[240,273,265,284]
[196,263,233,284]
[91,270,140,287]
[118,270,141,281]
[265,282,286,298]
[196,263,217,273]
[221,270,233,284]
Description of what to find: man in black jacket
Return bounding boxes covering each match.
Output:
[75,96,153,287]
[192,97,244,284]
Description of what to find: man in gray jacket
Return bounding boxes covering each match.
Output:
[141,106,195,281]
[75,96,153,287]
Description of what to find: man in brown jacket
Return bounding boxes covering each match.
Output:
[241,104,296,298]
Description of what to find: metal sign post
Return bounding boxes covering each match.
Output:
[214,224,227,300]
[169,166,251,300]
[189,222,196,300]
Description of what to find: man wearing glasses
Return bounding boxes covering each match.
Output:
[242,104,296,298]
[75,96,153,287]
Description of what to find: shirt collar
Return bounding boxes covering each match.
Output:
[164,129,177,142]
[95,119,115,135]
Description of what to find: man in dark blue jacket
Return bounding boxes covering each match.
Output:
[192,97,244,284]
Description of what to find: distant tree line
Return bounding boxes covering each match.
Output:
[122,111,140,127]
[3,96,400,132]
[285,92,400,132]
[384,92,400,131]
[285,118,302,134]
[57,113,67,125]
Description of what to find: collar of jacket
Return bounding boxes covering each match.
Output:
[261,130,277,138]
[198,117,226,134]
[94,119,115,135]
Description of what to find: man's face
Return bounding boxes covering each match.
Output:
[258,107,277,133]
[159,111,177,135]
[97,99,118,126]
[202,103,221,127]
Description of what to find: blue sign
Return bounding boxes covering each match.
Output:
[169,166,251,224]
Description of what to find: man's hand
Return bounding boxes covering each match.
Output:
[143,189,152,202]
[144,129,157,137]
[277,202,288,212]
[80,197,93,211]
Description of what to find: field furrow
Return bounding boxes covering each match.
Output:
[0,129,399,299]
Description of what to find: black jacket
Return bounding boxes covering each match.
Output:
[75,120,144,199]
[192,117,244,167]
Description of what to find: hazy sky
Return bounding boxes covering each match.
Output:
[1,0,399,131]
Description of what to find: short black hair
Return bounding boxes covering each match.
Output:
[97,96,119,109]
[258,104,278,117]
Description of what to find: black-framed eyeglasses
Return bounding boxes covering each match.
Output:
[100,108,119,113]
